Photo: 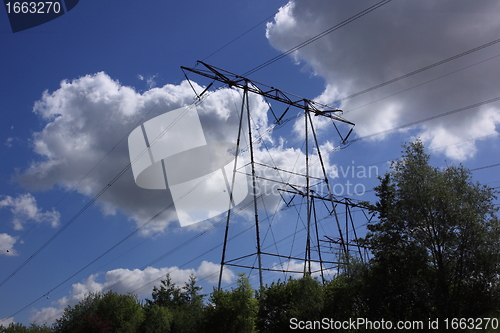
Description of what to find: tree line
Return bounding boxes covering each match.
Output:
[2,140,500,332]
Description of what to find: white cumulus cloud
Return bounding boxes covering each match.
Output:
[18,73,271,235]
[18,72,341,235]
[266,0,500,160]
[0,233,18,256]
[30,261,234,325]
[271,259,336,279]
[0,317,14,328]
[0,193,60,230]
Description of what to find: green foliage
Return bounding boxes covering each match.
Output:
[10,140,500,332]
[203,274,258,333]
[322,259,368,323]
[257,274,323,333]
[53,291,143,333]
[363,139,500,321]
[146,274,204,333]
[0,323,52,333]
[148,274,185,309]
[140,304,172,333]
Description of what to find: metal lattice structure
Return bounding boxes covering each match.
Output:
[181,61,374,289]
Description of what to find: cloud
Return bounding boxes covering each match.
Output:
[17,73,273,235]
[271,259,336,279]
[0,193,60,230]
[30,261,234,325]
[4,137,15,148]
[266,0,500,160]
[0,317,14,328]
[18,72,340,235]
[0,233,18,256]
[29,308,59,327]
[137,74,158,89]
[15,69,349,244]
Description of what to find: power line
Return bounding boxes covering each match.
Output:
[336,38,500,104]
[201,8,283,62]
[0,164,131,289]
[471,163,500,172]
[0,1,285,279]
[349,95,500,143]
[0,99,215,289]
[356,132,499,170]
[0,1,388,321]
[243,0,392,77]
[360,161,500,195]
[344,52,500,113]
[2,194,264,325]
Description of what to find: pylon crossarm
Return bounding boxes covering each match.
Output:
[181,61,355,127]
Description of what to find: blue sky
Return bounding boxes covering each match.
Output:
[1,0,500,326]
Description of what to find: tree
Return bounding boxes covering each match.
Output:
[140,304,173,333]
[146,274,204,333]
[203,274,258,333]
[257,274,323,333]
[322,258,368,324]
[53,291,143,333]
[0,323,52,333]
[148,274,185,309]
[363,140,500,322]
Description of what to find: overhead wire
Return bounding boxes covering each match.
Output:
[0,164,131,289]
[2,77,195,259]
[201,6,286,62]
[0,93,221,289]
[337,38,500,105]
[344,52,500,114]
[3,190,263,325]
[349,132,499,173]
[242,0,393,77]
[348,95,500,144]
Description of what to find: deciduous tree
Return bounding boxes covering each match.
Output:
[53,291,143,333]
[203,274,257,333]
[363,140,500,321]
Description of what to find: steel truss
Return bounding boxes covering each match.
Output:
[181,61,374,289]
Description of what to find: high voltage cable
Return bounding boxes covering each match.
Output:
[40,220,262,325]
[348,95,500,144]
[201,8,283,62]
[350,160,500,196]
[2,195,265,325]
[2,89,178,260]
[471,163,500,172]
[310,96,500,188]
[0,164,131,289]
[362,132,499,170]
[0,74,201,277]
[0,100,210,289]
[242,0,392,77]
[336,38,500,104]
[344,52,500,113]
[0,87,284,307]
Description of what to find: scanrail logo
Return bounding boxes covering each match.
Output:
[128,106,248,227]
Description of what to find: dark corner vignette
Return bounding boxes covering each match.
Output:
[3,0,79,33]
